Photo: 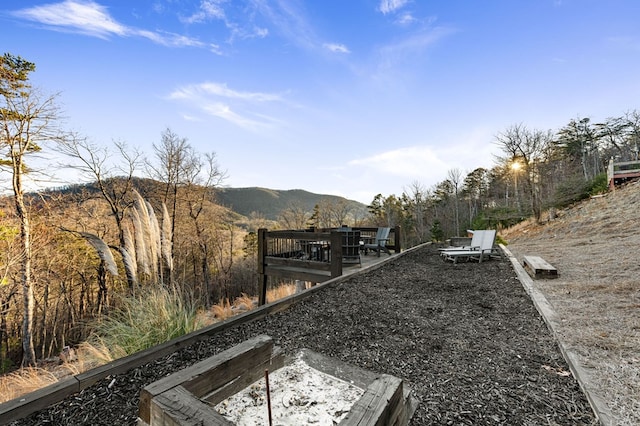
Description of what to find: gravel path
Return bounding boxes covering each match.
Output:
[10,246,597,425]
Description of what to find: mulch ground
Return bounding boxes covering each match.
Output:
[10,245,597,425]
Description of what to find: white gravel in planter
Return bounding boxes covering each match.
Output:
[214,354,364,425]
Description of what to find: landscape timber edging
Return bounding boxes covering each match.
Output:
[500,244,614,426]
[0,245,422,425]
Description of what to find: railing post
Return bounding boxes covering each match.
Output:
[330,231,342,278]
[394,225,402,253]
[258,228,268,306]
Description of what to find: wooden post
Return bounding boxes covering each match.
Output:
[330,231,342,278]
[258,228,268,306]
[394,225,402,253]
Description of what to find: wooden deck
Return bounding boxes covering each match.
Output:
[608,158,640,189]
[257,227,401,305]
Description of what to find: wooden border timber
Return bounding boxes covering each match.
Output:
[501,244,613,426]
[138,334,284,425]
[0,244,421,425]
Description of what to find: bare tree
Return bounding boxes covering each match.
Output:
[278,201,310,230]
[181,152,225,305]
[57,137,142,291]
[146,128,194,283]
[1,53,65,366]
[495,124,552,222]
[403,181,429,245]
[447,168,463,235]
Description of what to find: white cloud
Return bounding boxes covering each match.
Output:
[351,146,448,178]
[349,127,497,190]
[395,12,417,26]
[12,0,208,49]
[378,0,409,15]
[180,0,227,24]
[323,43,350,54]
[372,25,456,77]
[136,30,205,48]
[202,102,265,128]
[197,82,283,102]
[13,0,127,38]
[167,82,285,129]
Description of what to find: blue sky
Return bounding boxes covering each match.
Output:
[2,1,640,204]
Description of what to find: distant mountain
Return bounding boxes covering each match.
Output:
[215,187,368,220]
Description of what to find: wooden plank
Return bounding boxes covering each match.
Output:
[340,375,404,426]
[202,349,286,406]
[149,386,233,426]
[265,256,332,270]
[0,377,80,424]
[264,265,331,283]
[180,339,274,398]
[139,334,272,425]
[523,255,558,279]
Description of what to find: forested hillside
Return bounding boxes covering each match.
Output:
[215,187,368,221]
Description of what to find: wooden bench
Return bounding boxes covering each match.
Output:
[523,255,558,279]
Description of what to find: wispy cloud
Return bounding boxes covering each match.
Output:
[11,0,208,48]
[181,0,269,42]
[323,43,350,54]
[351,146,448,178]
[378,0,409,15]
[167,82,285,130]
[12,0,127,38]
[373,25,456,75]
[395,12,417,26]
[351,127,494,184]
[251,0,316,49]
[180,0,226,24]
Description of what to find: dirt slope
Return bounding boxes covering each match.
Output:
[502,181,640,425]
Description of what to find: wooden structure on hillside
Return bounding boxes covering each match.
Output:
[608,158,640,190]
[257,227,401,305]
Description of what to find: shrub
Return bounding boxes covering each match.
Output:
[81,286,203,363]
[430,220,444,242]
[588,172,609,195]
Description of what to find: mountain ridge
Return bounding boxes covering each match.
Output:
[215,187,368,221]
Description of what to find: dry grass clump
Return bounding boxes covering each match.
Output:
[266,283,298,303]
[207,284,297,321]
[0,282,301,405]
[80,286,203,364]
[210,298,234,321]
[0,368,58,404]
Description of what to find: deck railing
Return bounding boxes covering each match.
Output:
[607,158,640,189]
[257,226,401,305]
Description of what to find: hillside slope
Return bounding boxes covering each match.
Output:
[502,181,640,425]
[215,187,368,220]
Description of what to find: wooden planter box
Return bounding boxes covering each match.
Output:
[138,335,416,426]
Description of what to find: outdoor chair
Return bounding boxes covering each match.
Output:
[439,230,486,253]
[362,227,391,257]
[442,229,497,263]
[340,229,362,266]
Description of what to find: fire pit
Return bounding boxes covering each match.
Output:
[138,335,415,425]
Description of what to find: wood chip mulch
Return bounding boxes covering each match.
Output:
[10,245,598,425]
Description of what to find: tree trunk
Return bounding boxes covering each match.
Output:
[18,207,36,367]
